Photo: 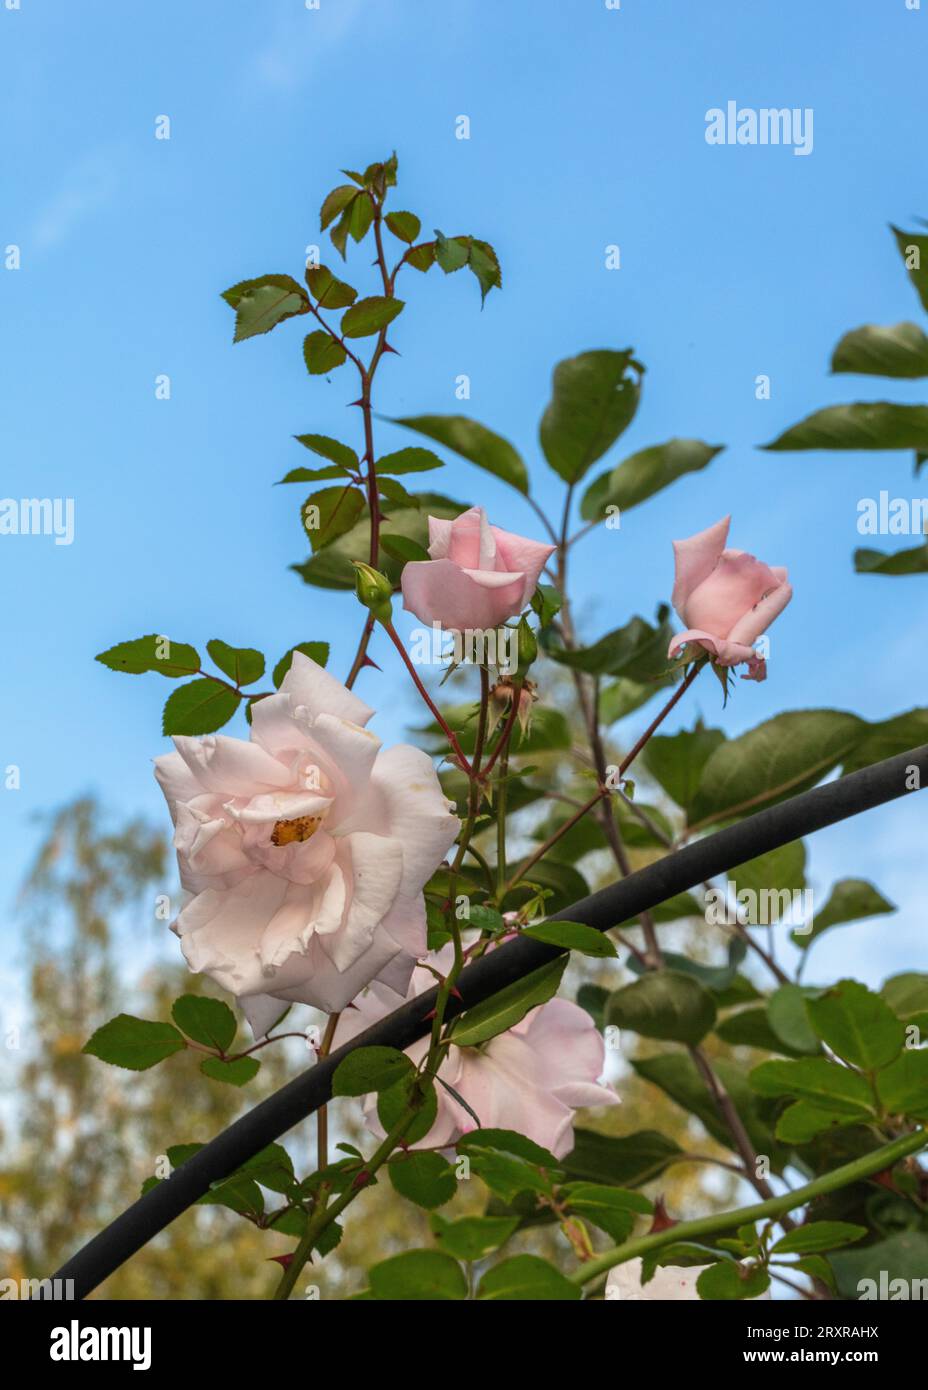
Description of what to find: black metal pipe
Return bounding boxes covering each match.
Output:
[54,743,928,1297]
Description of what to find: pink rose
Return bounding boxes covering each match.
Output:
[667,515,792,681]
[401,506,556,632]
[153,653,459,1034]
[336,945,619,1158]
[606,1257,770,1300]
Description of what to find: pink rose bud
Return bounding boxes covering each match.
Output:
[667,515,792,680]
[401,506,556,632]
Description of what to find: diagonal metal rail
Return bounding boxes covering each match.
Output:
[54,743,928,1297]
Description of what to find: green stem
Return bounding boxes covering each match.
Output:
[569,1127,926,1292]
[272,1106,419,1300]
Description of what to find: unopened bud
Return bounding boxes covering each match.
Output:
[516,616,538,675]
[353,562,393,623]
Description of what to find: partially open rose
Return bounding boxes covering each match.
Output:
[154,654,459,1034]
[401,505,556,632]
[335,944,619,1158]
[667,515,792,681]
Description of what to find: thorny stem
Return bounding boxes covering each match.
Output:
[569,1128,927,1292]
[382,621,474,774]
[342,188,398,691]
[273,669,493,1298]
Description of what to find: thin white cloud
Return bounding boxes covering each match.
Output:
[31,147,120,252]
[251,0,373,91]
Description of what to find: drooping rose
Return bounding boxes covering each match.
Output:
[667,515,792,681]
[335,944,619,1158]
[401,506,556,632]
[153,653,459,1034]
[606,1257,771,1301]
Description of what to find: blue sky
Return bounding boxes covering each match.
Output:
[1,0,927,1008]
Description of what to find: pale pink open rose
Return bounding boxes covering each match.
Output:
[153,653,459,1034]
[667,515,792,681]
[401,506,556,632]
[606,1257,770,1300]
[335,944,619,1158]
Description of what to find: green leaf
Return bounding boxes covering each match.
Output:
[341,296,404,339]
[805,980,905,1070]
[688,710,865,829]
[719,842,809,930]
[271,642,329,688]
[763,402,928,453]
[855,538,928,575]
[881,972,928,1030]
[599,675,663,723]
[876,1049,928,1119]
[841,707,928,774]
[200,1055,260,1086]
[767,985,822,1055]
[749,1058,874,1115]
[393,413,528,494]
[831,1229,928,1299]
[388,1151,457,1209]
[774,1101,859,1144]
[206,640,264,687]
[429,1213,517,1261]
[696,1261,769,1301]
[83,1014,185,1070]
[792,879,895,950]
[293,491,468,590]
[539,349,643,483]
[377,1076,438,1145]
[550,611,675,682]
[581,438,724,519]
[562,1183,651,1241]
[200,1172,264,1217]
[477,1255,581,1301]
[716,1005,799,1054]
[831,322,928,378]
[458,1128,562,1168]
[170,995,237,1052]
[608,971,716,1044]
[301,485,366,551]
[293,433,359,471]
[96,635,200,679]
[405,241,436,272]
[891,224,928,314]
[162,680,241,735]
[642,725,726,811]
[379,533,430,564]
[433,233,502,303]
[369,1249,467,1301]
[771,1222,867,1256]
[333,1046,413,1097]
[302,330,347,375]
[385,210,421,243]
[305,264,357,310]
[241,1143,296,1194]
[564,1129,683,1188]
[375,447,444,476]
[319,184,358,230]
[521,919,617,958]
[451,957,567,1046]
[221,274,308,342]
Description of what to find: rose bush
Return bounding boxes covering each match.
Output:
[81,153,928,1307]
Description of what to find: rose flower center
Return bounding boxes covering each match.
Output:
[270,815,324,847]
